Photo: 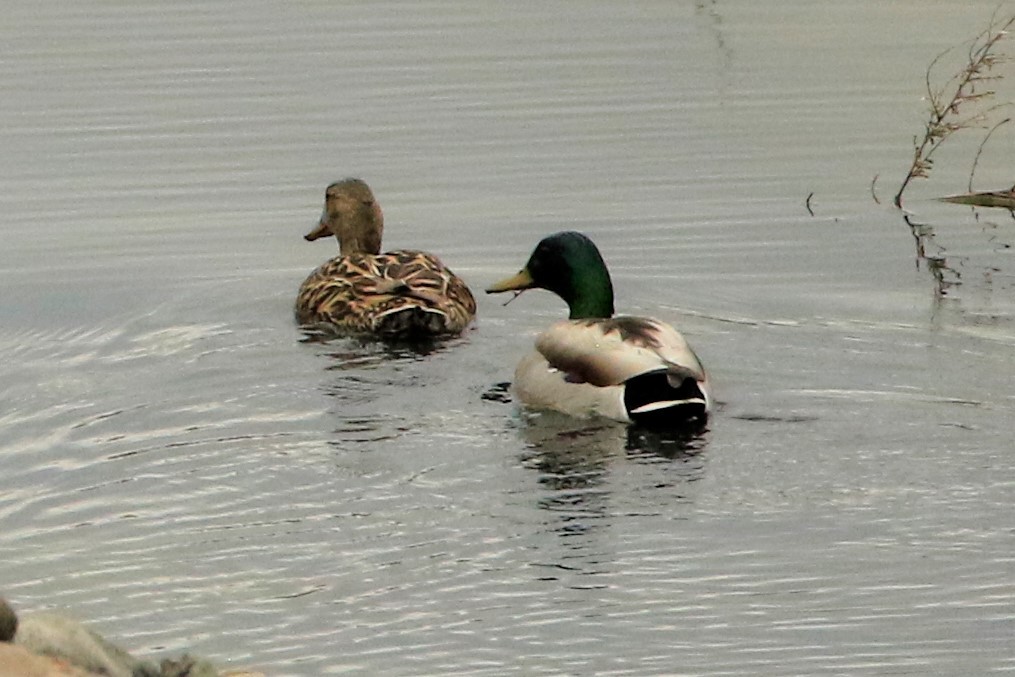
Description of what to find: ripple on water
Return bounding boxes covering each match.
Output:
[4,0,1015,673]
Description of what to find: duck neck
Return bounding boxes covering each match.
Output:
[339,203,384,256]
[566,269,615,320]
[339,232,378,256]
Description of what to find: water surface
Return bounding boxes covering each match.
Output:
[2,2,1014,675]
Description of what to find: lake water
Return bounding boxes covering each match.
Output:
[2,1,1014,675]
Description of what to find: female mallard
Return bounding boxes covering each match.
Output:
[295,179,476,338]
[486,231,711,426]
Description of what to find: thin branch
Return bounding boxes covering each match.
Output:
[894,13,1015,209]
[968,117,1011,192]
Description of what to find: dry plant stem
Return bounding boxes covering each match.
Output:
[968,116,1011,191]
[894,13,1015,209]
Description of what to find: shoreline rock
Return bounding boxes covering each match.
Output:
[0,598,264,677]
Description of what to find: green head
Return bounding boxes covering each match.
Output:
[486,231,615,319]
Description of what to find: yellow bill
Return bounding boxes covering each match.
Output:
[486,268,535,293]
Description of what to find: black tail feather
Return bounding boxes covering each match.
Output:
[624,370,708,427]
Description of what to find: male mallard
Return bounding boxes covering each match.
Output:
[295,179,476,338]
[486,231,711,426]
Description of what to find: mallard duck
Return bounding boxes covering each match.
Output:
[295,179,476,338]
[486,231,711,426]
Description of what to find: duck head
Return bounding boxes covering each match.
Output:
[486,231,615,320]
[304,178,384,256]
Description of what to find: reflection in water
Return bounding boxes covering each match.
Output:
[325,416,410,446]
[299,329,457,362]
[694,0,733,84]
[625,423,709,461]
[903,208,1015,330]
[520,418,619,583]
[520,416,616,491]
[518,411,710,499]
[308,336,456,450]
[972,208,1015,247]
[304,333,466,386]
[517,413,708,583]
[903,213,961,297]
[308,332,498,462]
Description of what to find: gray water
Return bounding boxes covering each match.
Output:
[2,2,1014,675]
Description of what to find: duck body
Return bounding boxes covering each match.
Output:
[296,248,476,337]
[295,179,476,339]
[487,231,711,427]
[514,316,711,425]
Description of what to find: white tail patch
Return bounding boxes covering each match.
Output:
[629,398,707,415]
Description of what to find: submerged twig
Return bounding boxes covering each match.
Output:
[940,189,1015,208]
[894,11,1015,209]
[501,290,525,307]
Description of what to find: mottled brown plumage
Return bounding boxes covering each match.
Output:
[295,179,476,338]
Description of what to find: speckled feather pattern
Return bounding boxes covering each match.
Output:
[295,249,476,337]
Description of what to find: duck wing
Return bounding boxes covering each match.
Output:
[534,316,705,387]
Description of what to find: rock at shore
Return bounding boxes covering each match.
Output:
[1,598,264,677]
